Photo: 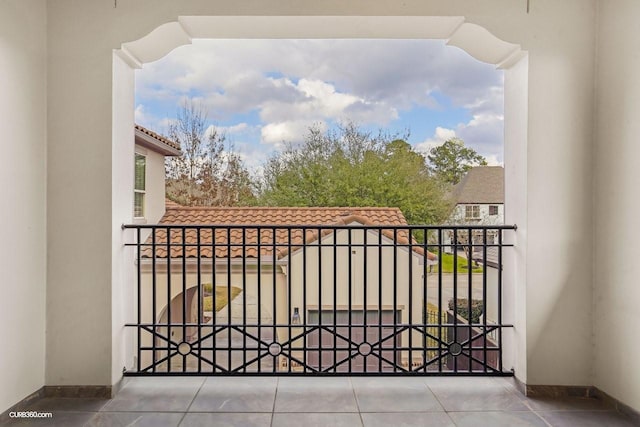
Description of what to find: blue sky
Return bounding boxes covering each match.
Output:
[135,39,504,172]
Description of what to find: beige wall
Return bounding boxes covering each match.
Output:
[103,0,596,389]
[594,0,640,411]
[0,0,47,412]
[0,0,605,410]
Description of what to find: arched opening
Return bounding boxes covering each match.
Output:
[114,15,528,382]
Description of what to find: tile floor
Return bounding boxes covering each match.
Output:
[4,376,638,426]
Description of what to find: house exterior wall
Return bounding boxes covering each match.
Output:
[594,0,640,411]
[287,229,427,366]
[0,0,47,412]
[139,263,287,370]
[450,204,504,225]
[0,0,595,409]
[133,145,167,224]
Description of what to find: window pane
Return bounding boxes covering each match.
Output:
[135,154,146,191]
[134,192,145,217]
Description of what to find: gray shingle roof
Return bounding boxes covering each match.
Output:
[453,166,504,204]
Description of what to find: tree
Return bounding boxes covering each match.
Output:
[427,138,487,185]
[165,99,255,206]
[259,122,452,225]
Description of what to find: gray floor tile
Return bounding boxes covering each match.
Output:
[274,377,358,413]
[86,412,185,427]
[361,412,455,427]
[18,397,109,412]
[179,412,272,427]
[352,377,444,412]
[102,377,204,412]
[272,412,363,427]
[3,411,96,426]
[189,377,277,412]
[538,410,638,427]
[448,411,549,427]
[426,377,528,411]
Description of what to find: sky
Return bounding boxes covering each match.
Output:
[135,39,504,173]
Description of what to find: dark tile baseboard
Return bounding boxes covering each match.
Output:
[513,377,640,423]
[593,388,640,425]
[0,384,113,424]
[43,385,112,399]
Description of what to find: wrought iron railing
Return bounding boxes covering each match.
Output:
[122,224,516,376]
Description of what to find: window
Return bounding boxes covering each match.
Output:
[465,205,480,219]
[134,153,146,218]
[489,205,499,216]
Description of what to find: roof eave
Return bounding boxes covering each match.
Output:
[135,128,181,156]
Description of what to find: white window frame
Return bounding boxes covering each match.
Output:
[465,205,480,219]
[489,205,499,216]
[134,152,146,219]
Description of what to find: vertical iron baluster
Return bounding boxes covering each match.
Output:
[212,226,217,372]
[378,226,382,373]
[422,227,427,373]
[498,229,504,372]
[136,227,141,372]
[227,227,232,372]
[272,228,277,372]
[333,225,338,373]
[482,228,488,373]
[393,229,398,372]
[453,228,458,373]
[166,227,171,373]
[408,227,413,372]
[242,227,247,373]
[363,228,368,374]
[257,227,262,373]
[197,228,202,373]
[182,227,187,371]
[468,227,473,373]
[151,228,157,373]
[302,227,308,372]
[437,228,443,373]
[318,227,323,372]
[287,227,292,373]
[348,229,353,373]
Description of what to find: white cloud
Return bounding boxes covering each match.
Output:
[136,39,502,127]
[416,113,504,164]
[135,39,505,170]
[261,120,327,148]
[416,126,457,152]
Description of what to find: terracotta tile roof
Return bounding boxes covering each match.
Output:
[135,124,181,154]
[142,206,436,261]
[165,198,182,209]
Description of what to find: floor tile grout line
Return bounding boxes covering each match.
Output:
[347,377,366,426]
[270,376,279,427]
[531,409,559,427]
[178,376,207,426]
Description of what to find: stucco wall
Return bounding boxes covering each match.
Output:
[594,0,640,411]
[0,0,47,412]
[39,0,598,395]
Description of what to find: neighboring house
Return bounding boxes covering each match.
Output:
[444,166,504,252]
[133,124,181,223]
[138,205,438,372]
